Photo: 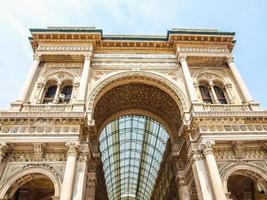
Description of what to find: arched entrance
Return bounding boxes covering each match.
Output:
[0,167,61,200]
[4,173,55,200]
[91,77,183,199]
[227,174,266,200]
[221,164,267,200]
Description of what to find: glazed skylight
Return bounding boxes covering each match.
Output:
[99,115,169,200]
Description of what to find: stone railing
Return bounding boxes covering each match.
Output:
[202,104,250,112]
[21,104,74,112]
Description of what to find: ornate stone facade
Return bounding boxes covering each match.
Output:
[0,27,266,200]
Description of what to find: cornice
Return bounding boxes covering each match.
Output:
[29,27,236,53]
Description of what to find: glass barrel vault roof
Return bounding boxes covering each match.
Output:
[99,115,169,200]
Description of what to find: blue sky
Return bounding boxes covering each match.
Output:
[0,0,266,108]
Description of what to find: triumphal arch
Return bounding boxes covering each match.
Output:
[0,27,266,200]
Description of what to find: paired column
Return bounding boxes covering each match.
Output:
[209,82,220,104]
[199,141,227,200]
[227,57,253,103]
[18,54,41,103]
[60,142,80,200]
[76,54,92,103]
[53,83,62,103]
[179,56,198,103]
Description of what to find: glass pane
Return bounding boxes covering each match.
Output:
[99,115,169,200]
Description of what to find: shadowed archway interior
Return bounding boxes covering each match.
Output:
[99,115,169,200]
[6,173,54,200]
[93,82,181,137]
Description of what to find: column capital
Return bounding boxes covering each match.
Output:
[178,55,187,63]
[188,147,203,161]
[66,142,80,156]
[199,140,215,155]
[84,53,92,60]
[0,143,8,162]
[33,53,41,61]
[226,56,234,64]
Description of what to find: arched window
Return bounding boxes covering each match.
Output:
[43,85,57,103]
[214,86,227,104]
[59,85,73,103]
[199,85,213,103]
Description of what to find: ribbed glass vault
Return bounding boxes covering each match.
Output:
[99,115,169,200]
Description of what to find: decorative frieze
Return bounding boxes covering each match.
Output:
[0,111,85,119]
[202,104,250,112]
[92,61,177,68]
[94,53,176,59]
[7,152,66,162]
[198,124,267,134]
[0,125,80,135]
[178,47,230,55]
[37,45,93,52]
[22,104,74,112]
[214,148,266,160]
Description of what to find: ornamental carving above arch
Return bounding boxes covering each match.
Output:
[193,70,229,86]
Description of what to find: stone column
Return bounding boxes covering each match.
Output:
[53,83,62,103]
[176,172,191,200]
[209,82,219,104]
[179,55,198,103]
[224,83,234,104]
[18,54,41,103]
[200,141,227,200]
[85,171,97,200]
[190,149,214,200]
[227,57,253,103]
[76,54,92,103]
[60,142,80,200]
[0,143,8,162]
